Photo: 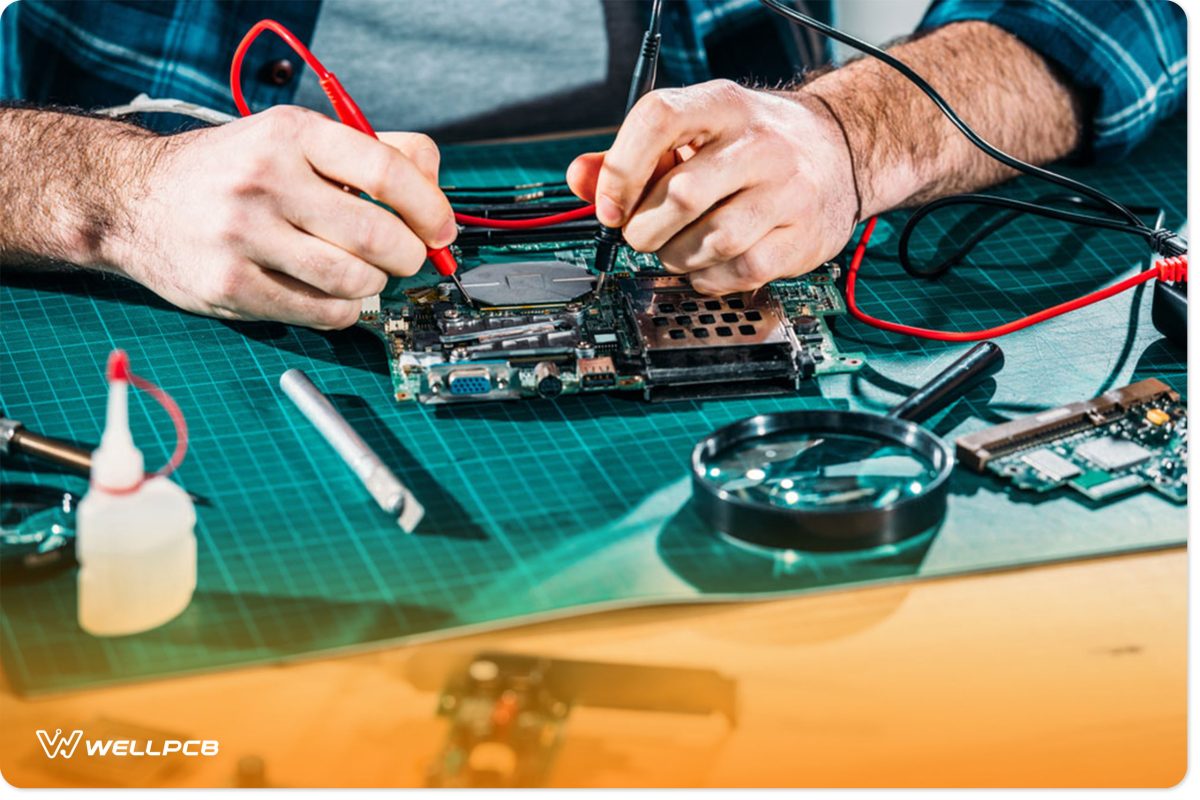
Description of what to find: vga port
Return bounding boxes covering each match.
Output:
[446,368,492,395]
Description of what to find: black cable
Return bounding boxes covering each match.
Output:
[756,0,1186,275]
[897,194,1164,279]
[593,0,665,279]
[758,0,1142,224]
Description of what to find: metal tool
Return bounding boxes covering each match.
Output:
[279,369,424,532]
[690,342,1004,551]
[1,413,210,506]
[1,416,92,472]
[592,0,664,293]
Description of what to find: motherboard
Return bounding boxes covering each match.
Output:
[360,240,864,404]
[956,379,1187,504]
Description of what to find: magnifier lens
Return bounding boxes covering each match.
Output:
[699,429,941,512]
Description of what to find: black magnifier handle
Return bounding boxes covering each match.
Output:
[888,341,1004,423]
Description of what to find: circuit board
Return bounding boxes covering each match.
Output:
[956,379,1187,504]
[360,239,864,404]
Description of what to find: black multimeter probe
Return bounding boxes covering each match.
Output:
[593,0,664,293]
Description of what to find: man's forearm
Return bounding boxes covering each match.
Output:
[0,107,159,271]
[800,20,1083,218]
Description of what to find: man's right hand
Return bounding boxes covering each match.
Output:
[114,106,456,329]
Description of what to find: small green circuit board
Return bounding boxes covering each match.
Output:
[361,241,864,404]
[957,379,1187,504]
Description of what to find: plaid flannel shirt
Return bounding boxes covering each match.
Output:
[919,0,1187,161]
[0,0,788,122]
[1,0,1187,159]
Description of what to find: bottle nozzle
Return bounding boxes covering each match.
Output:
[107,349,132,382]
[92,349,144,492]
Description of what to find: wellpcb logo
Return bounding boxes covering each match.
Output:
[36,729,83,759]
[36,728,219,759]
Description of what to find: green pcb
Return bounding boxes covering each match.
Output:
[0,115,1187,694]
[364,255,862,404]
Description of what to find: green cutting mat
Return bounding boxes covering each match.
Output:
[0,115,1186,695]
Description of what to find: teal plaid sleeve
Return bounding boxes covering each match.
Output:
[659,0,769,84]
[919,0,1187,162]
[1,0,321,130]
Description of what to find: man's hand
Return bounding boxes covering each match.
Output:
[117,106,455,328]
[566,19,1084,297]
[567,79,858,295]
[0,105,455,330]
[2,22,1080,317]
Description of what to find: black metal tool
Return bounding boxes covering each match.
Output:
[0,413,211,507]
[690,341,1004,551]
[592,0,664,292]
[1,416,91,472]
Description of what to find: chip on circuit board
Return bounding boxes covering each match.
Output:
[1074,437,1153,471]
[956,379,1187,505]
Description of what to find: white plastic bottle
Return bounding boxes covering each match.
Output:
[76,351,197,636]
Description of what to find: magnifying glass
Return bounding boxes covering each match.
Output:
[691,342,1003,552]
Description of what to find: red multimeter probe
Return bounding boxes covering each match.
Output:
[230,20,470,299]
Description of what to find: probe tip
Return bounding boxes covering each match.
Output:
[449,273,474,306]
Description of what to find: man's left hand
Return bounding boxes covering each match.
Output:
[567,79,859,295]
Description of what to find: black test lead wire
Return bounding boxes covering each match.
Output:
[593,0,665,295]
[756,0,1187,271]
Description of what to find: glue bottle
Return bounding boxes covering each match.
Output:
[76,350,196,636]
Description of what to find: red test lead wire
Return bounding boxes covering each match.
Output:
[230,21,324,118]
[232,21,1181,338]
[231,20,462,275]
[452,205,598,230]
[230,20,597,264]
[845,217,1188,342]
[231,21,376,140]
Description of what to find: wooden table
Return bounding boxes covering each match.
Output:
[1,546,1185,788]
